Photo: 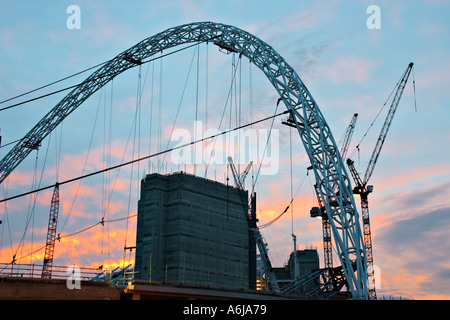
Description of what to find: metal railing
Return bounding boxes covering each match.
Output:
[91,264,135,287]
[0,262,135,287]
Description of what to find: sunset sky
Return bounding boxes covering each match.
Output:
[1,0,449,300]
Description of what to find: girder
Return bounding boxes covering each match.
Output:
[0,21,367,299]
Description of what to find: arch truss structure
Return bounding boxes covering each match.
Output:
[0,21,368,299]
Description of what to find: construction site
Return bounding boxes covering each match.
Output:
[0,22,417,301]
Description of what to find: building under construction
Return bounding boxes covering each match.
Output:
[273,249,319,287]
[0,171,330,300]
[134,172,257,290]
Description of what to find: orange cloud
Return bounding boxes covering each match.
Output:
[379,268,438,300]
[376,164,450,193]
[0,207,137,270]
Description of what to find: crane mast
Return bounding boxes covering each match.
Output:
[347,158,375,298]
[41,184,60,278]
[347,62,414,300]
[312,183,333,269]
[227,156,280,292]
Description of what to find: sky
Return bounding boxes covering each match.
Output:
[0,0,449,300]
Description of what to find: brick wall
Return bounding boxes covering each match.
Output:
[0,277,122,300]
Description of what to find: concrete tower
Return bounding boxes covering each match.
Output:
[134,172,256,289]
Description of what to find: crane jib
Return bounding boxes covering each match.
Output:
[363,62,414,185]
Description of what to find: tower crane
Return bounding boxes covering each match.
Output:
[227,157,254,222]
[346,62,414,300]
[227,156,280,292]
[41,183,60,278]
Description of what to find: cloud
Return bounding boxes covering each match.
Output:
[416,59,450,92]
[54,221,137,268]
[376,206,450,299]
[291,40,335,82]
[396,182,450,212]
[0,214,137,268]
[373,167,450,217]
[325,57,376,84]
[379,207,450,250]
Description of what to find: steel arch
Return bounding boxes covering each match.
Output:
[0,21,368,299]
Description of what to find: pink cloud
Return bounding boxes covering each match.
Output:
[376,164,450,195]
[326,57,376,84]
[416,59,450,90]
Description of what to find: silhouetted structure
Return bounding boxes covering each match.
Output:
[134,172,256,289]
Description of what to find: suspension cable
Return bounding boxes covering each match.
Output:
[1,108,292,204]
[204,53,242,175]
[14,132,52,263]
[413,66,418,112]
[0,61,108,106]
[194,42,200,175]
[259,172,308,229]
[251,100,279,194]
[122,65,142,265]
[4,213,137,264]
[161,44,199,165]
[0,42,204,113]
[1,182,14,260]
[58,87,104,234]
[349,76,401,160]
